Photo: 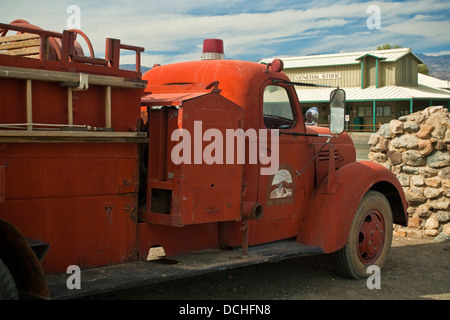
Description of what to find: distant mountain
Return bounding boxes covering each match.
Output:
[120,64,151,74]
[123,53,450,81]
[416,53,450,80]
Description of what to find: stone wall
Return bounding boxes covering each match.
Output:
[368,106,450,240]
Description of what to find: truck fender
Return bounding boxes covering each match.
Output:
[297,160,408,253]
[0,219,50,299]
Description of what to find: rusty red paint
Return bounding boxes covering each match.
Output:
[0,20,408,282]
[297,160,408,253]
[0,21,144,274]
[357,209,385,264]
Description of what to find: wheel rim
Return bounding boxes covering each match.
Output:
[357,209,385,265]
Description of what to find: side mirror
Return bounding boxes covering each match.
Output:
[305,107,318,126]
[329,88,346,135]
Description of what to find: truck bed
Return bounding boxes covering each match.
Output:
[46,239,322,299]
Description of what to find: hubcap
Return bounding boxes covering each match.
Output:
[357,209,385,265]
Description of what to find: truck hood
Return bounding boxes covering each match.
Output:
[305,126,354,145]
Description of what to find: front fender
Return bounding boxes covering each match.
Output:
[297,161,408,253]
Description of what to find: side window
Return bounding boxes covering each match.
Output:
[263,85,295,129]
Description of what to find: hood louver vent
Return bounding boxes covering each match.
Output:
[318,149,344,162]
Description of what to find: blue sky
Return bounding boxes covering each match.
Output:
[2,0,450,67]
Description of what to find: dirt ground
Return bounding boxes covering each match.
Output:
[83,237,449,301]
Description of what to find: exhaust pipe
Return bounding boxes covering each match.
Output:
[241,201,264,220]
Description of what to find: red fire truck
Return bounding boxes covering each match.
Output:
[0,20,408,299]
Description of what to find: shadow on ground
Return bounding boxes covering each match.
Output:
[82,238,449,300]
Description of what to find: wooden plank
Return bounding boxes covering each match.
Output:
[0,137,148,144]
[105,86,112,129]
[0,130,147,138]
[0,33,39,43]
[67,87,73,126]
[0,38,40,50]
[0,34,40,59]
[26,80,33,130]
[0,46,40,56]
[0,130,148,143]
[0,66,147,89]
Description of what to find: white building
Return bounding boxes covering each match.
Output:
[261,48,450,131]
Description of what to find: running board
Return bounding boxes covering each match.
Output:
[46,239,322,300]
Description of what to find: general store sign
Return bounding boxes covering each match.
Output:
[294,73,341,81]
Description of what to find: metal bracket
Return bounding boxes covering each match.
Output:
[73,73,89,91]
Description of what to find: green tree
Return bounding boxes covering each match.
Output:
[418,64,430,75]
[377,44,402,50]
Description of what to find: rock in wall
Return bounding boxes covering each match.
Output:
[368,106,450,240]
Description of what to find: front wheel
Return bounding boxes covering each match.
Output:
[333,191,393,279]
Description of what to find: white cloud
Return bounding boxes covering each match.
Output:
[384,20,450,41]
[2,0,449,66]
[424,51,450,57]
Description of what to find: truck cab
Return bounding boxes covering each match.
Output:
[138,48,408,279]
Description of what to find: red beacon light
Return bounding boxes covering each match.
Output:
[270,59,284,72]
[201,39,224,60]
[265,58,284,73]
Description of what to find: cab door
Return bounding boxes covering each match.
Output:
[252,80,316,244]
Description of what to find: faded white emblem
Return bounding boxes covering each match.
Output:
[269,169,293,199]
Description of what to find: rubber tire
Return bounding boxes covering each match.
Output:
[0,258,19,300]
[333,190,393,279]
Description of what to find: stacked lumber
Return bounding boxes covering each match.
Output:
[0,33,40,58]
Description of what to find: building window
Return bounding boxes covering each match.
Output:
[358,106,391,117]
[376,106,391,117]
[358,106,372,117]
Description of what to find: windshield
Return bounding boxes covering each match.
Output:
[263,85,295,129]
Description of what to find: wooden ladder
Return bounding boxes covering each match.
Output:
[0,66,148,143]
